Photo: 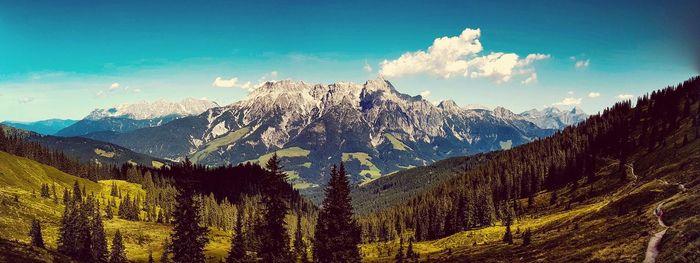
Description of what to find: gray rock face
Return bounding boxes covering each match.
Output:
[97,78,576,187]
[519,107,588,129]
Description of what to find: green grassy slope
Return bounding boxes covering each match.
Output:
[0,151,231,262]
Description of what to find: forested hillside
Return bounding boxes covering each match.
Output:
[358,76,700,262]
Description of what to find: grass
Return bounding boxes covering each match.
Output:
[244,147,311,165]
[94,148,115,158]
[0,151,232,262]
[360,200,608,260]
[384,134,410,151]
[499,140,513,150]
[342,152,382,183]
[285,171,319,190]
[151,160,165,169]
[190,127,250,163]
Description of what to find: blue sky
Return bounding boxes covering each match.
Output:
[0,0,698,121]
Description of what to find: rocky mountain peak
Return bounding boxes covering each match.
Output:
[86,98,219,120]
[492,106,518,120]
[437,100,461,112]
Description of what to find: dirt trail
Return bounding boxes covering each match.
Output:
[642,180,685,263]
[643,203,668,263]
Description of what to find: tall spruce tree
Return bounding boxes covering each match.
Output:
[171,187,209,263]
[257,153,291,262]
[313,163,361,263]
[58,202,77,256]
[293,215,308,263]
[394,237,404,263]
[109,230,127,263]
[92,203,110,263]
[226,209,248,263]
[29,219,45,248]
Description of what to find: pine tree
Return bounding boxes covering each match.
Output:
[111,182,119,197]
[171,188,209,263]
[406,238,416,261]
[503,224,513,244]
[58,203,77,256]
[92,203,109,263]
[226,210,248,263]
[293,215,308,263]
[109,230,127,263]
[106,203,114,220]
[522,228,532,246]
[257,153,291,262]
[394,238,404,263]
[75,197,94,261]
[29,219,45,248]
[313,163,362,263]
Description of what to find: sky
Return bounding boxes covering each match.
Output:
[0,0,698,121]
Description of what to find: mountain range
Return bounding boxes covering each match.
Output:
[1,119,77,135]
[55,98,218,137]
[71,78,586,187]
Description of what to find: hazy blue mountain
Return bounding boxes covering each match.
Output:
[1,119,77,135]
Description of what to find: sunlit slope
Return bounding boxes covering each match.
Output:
[361,114,700,262]
[0,151,231,262]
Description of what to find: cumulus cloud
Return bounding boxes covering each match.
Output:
[588,92,601,98]
[419,90,431,97]
[570,56,590,69]
[363,60,373,73]
[617,94,634,100]
[18,97,35,104]
[567,90,574,95]
[95,82,139,97]
[109,82,121,90]
[379,28,549,83]
[552,97,582,106]
[212,77,239,88]
[521,73,538,85]
[575,59,590,69]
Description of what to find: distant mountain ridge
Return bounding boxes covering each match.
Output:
[519,106,588,129]
[1,119,77,135]
[56,98,218,137]
[87,78,581,187]
[0,123,167,168]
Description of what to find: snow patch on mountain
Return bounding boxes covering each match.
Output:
[87,98,219,120]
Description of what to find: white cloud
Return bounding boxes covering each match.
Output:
[419,90,431,97]
[269,71,278,78]
[212,77,239,88]
[363,61,373,73]
[379,28,549,83]
[18,97,35,104]
[241,81,252,91]
[575,59,590,69]
[552,97,582,106]
[521,73,538,85]
[567,90,574,95]
[588,92,601,98]
[617,94,634,100]
[109,82,121,90]
[133,88,142,93]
